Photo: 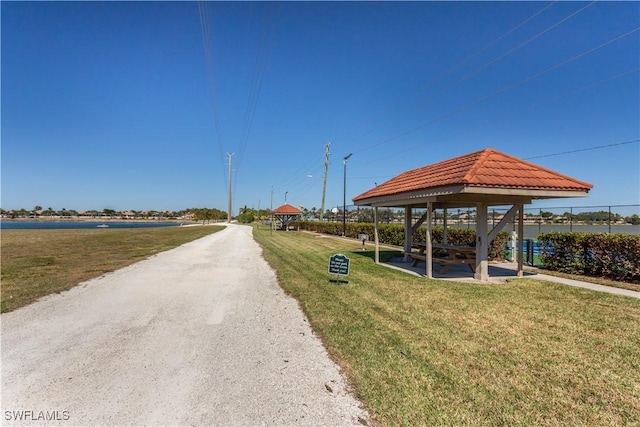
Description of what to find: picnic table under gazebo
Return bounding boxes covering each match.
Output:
[271,203,303,230]
[352,148,593,282]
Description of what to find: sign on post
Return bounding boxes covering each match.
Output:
[328,253,350,282]
[357,234,369,250]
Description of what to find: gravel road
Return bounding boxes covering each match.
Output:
[1,224,367,426]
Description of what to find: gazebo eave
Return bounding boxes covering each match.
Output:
[353,185,590,208]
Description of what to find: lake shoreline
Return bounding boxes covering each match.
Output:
[1,217,192,223]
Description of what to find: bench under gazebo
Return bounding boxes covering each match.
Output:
[352,148,593,282]
[271,203,303,230]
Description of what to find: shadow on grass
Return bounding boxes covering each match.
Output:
[349,249,402,263]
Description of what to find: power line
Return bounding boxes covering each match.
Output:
[230,4,280,209]
[198,2,227,186]
[411,1,559,99]
[362,67,639,167]
[337,139,638,187]
[278,145,328,191]
[227,152,234,221]
[323,139,639,183]
[455,1,597,86]
[344,1,573,147]
[524,139,639,160]
[354,25,640,158]
[235,3,280,174]
[456,67,640,136]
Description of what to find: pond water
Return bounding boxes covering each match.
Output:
[0,221,181,230]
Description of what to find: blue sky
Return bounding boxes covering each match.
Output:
[2,1,638,215]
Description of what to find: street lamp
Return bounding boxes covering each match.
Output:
[343,153,352,236]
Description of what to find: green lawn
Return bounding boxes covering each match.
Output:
[1,226,223,313]
[254,226,640,426]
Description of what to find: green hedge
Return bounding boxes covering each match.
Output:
[294,221,509,261]
[538,232,640,283]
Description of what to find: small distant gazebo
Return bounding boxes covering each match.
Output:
[353,148,593,281]
[271,203,303,230]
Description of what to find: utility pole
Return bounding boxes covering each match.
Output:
[320,142,331,221]
[343,153,352,236]
[227,152,234,223]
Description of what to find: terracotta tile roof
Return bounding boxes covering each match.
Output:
[353,148,593,202]
[272,203,303,215]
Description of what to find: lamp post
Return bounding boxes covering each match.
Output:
[343,153,352,236]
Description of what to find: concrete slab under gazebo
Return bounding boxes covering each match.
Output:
[352,148,593,282]
[271,203,303,230]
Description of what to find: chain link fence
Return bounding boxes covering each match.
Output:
[319,204,638,237]
[312,204,639,267]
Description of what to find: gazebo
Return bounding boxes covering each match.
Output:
[271,203,303,230]
[352,148,593,281]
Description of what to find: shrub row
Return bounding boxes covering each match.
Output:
[538,232,640,283]
[294,221,509,261]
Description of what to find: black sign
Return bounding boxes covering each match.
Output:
[328,253,350,276]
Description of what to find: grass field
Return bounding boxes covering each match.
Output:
[1,225,223,313]
[254,226,640,426]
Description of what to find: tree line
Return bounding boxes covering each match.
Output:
[3,205,638,226]
[0,206,228,222]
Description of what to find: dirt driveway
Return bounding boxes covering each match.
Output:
[1,224,367,426]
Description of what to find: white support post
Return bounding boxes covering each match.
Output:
[517,203,524,277]
[443,207,448,244]
[474,202,489,282]
[374,206,380,264]
[404,206,412,261]
[425,203,433,279]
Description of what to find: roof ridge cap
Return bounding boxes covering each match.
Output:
[462,148,494,182]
